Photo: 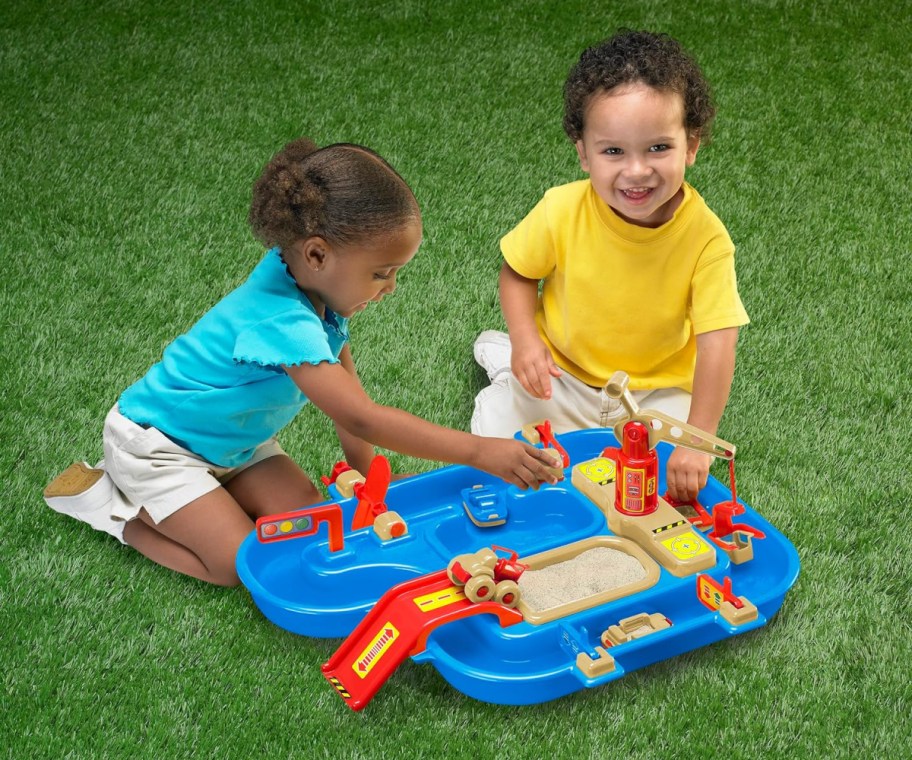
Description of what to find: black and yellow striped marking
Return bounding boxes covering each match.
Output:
[327,676,351,700]
[652,520,687,534]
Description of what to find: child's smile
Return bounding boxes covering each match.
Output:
[620,187,655,202]
[574,83,700,228]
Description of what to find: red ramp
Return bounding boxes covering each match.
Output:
[322,569,523,710]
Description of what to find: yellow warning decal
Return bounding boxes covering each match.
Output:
[414,585,466,612]
[660,531,711,559]
[653,520,687,534]
[327,676,351,699]
[353,623,399,679]
[578,458,616,486]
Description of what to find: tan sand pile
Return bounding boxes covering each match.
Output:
[518,547,647,612]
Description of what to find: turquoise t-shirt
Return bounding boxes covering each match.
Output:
[119,247,349,467]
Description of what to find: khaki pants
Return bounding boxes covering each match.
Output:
[471,371,692,438]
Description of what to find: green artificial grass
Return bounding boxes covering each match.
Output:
[2,0,910,757]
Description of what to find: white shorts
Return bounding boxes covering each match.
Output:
[102,405,286,524]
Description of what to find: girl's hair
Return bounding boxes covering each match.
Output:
[563,29,716,144]
[248,138,420,250]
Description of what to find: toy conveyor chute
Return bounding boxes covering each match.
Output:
[322,569,522,711]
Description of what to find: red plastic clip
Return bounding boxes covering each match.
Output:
[664,494,714,528]
[321,461,353,487]
[533,420,570,468]
[708,501,766,544]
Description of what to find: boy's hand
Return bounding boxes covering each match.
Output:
[665,448,712,503]
[511,337,562,399]
[475,437,561,490]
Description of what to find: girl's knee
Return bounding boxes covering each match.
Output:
[197,539,245,586]
[122,515,244,586]
[225,454,323,516]
[299,478,322,505]
[209,566,242,587]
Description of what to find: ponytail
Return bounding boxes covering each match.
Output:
[249,138,420,250]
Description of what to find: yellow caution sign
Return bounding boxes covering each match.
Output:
[660,531,711,560]
[353,623,399,679]
[578,458,617,486]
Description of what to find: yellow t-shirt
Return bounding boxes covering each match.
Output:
[501,180,749,392]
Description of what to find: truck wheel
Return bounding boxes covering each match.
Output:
[494,580,520,608]
[465,574,495,603]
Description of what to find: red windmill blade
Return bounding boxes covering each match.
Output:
[351,455,392,530]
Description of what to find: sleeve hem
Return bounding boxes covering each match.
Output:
[692,314,750,335]
[234,355,341,369]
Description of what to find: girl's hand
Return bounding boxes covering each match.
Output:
[286,358,559,486]
[510,336,562,400]
[475,437,561,489]
[665,448,712,503]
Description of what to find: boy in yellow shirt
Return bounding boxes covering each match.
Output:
[472,29,749,503]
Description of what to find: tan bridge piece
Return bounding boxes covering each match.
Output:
[603,371,736,460]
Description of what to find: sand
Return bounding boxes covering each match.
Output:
[518,547,648,612]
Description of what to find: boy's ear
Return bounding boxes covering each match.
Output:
[575,140,591,172]
[686,133,701,166]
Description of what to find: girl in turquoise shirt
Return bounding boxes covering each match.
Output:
[45,138,557,586]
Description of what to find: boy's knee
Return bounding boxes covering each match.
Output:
[472,379,520,437]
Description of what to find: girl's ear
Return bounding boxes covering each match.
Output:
[296,236,330,271]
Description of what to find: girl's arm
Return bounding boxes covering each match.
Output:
[499,262,562,399]
[283,359,559,489]
[665,326,739,501]
[331,345,377,475]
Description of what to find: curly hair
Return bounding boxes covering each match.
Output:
[248,138,420,251]
[563,29,716,144]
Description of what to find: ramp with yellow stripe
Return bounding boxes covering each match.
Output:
[322,569,523,710]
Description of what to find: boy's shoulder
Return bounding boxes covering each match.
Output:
[541,178,591,205]
[530,179,592,226]
[682,183,733,242]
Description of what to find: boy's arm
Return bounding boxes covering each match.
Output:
[687,326,739,434]
[283,359,559,489]
[499,262,562,399]
[665,326,739,501]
